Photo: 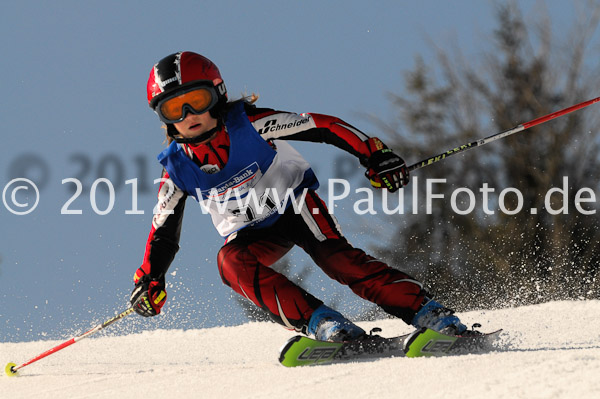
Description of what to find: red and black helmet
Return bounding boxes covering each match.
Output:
[147,51,227,115]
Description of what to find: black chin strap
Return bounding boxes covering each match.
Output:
[169,119,223,145]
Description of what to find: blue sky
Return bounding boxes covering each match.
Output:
[0,1,587,341]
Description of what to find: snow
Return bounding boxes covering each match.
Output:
[2,300,600,398]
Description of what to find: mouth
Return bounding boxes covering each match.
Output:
[189,123,202,131]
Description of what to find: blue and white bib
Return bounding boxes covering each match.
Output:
[158,101,318,237]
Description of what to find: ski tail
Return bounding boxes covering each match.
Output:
[279,336,344,367]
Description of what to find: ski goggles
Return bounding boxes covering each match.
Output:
[155,83,219,124]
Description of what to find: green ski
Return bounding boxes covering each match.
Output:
[404,327,502,358]
[279,333,409,367]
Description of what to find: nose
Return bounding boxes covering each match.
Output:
[180,104,195,122]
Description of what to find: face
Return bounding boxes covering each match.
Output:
[173,111,218,145]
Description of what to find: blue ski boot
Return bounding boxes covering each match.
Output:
[411,298,467,335]
[307,304,366,342]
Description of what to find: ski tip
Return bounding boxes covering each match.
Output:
[5,362,18,377]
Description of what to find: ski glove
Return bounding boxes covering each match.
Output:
[363,146,409,192]
[130,275,167,317]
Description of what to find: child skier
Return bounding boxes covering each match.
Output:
[130,51,470,342]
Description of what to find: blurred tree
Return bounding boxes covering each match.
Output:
[373,1,600,311]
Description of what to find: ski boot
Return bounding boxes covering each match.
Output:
[411,298,468,335]
[307,304,366,342]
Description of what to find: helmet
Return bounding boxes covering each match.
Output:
[147,51,227,114]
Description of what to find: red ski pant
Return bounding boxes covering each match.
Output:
[217,190,425,332]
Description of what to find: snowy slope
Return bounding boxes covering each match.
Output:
[2,300,600,399]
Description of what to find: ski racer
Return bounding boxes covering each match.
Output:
[130,51,471,342]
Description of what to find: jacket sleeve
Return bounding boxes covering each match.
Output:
[245,103,386,164]
[133,169,187,284]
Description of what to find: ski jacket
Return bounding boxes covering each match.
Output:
[134,101,385,283]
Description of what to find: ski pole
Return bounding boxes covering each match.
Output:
[5,307,135,377]
[407,96,600,171]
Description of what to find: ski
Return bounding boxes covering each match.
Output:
[279,332,410,367]
[403,327,502,358]
[279,328,502,367]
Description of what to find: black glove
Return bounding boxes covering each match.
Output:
[130,275,167,317]
[364,148,410,192]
